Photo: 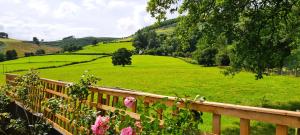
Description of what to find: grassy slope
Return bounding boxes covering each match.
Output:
[75,42,134,54]
[0,55,101,82]
[155,26,175,35]
[0,38,61,57]
[18,55,300,106]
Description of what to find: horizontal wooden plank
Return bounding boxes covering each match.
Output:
[46,118,72,135]
[44,89,70,99]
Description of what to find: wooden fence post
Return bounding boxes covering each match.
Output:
[212,113,221,135]
[240,118,250,135]
[276,125,288,135]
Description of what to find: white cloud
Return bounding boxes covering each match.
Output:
[27,0,50,15]
[0,0,176,40]
[0,25,4,31]
[117,5,155,33]
[53,1,81,18]
[82,0,106,10]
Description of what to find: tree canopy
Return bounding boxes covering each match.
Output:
[147,0,300,79]
[33,37,40,45]
[112,48,132,67]
[6,50,18,60]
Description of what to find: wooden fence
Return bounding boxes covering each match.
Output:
[5,73,300,135]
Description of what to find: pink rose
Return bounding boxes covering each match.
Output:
[120,127,136,135]
[124,97,136,108]
[91,116,110,135]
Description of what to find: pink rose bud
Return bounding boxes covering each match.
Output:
[124,97,136,108]
[135,121,142,129]
[120,127,136,135]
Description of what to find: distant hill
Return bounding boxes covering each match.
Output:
[42,37,119,48]
[124,18,179,41]
[0,38,61,57]
[139,18,179,35]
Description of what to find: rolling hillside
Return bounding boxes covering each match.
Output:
[42,36,119,48]
[0,38,61,57]
[75,42,134,54]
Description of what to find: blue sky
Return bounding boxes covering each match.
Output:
[0,0,175,41]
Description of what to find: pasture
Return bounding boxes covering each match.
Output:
[0,38,61,57]
[16,55,300,107]
[0,55,101,83]
[75,42,134,54]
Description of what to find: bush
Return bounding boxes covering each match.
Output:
[63,45,82,52]
[35,49,46,55]
[217,54,230,66]
[6,50,18,60]
[0,53,5,62]
[196,48,218,66]
[112,48,132,67]
[24,52,34,57]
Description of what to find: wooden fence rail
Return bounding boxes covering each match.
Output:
[5,73,300,135]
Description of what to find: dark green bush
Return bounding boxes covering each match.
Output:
[112,48,132,67]
[217,54,230,66]
[35,49,45,55]
[196,48,218,67]
[6,50,18,60]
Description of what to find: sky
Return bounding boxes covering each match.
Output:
[0,0,176,41]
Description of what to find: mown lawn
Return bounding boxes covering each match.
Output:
[75,42,134,54]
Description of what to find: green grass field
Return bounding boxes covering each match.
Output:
[75,42,134,54]
[16,55,300,106]
[0,55,101,82]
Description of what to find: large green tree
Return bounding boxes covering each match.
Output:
[147,0,300,79]
[112,48,132,67]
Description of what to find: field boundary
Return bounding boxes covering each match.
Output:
[4,55,110,73]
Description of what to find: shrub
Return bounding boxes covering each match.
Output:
[0,53,5,62]
[35,49,46,55]
[24,52,34,57]
[1,71,52,135]
[217,54,230,66]
[112,48,132,67]
[6,50,17,60]
[0,87,10,112]
[196,48,218,66]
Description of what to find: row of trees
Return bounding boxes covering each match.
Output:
[24,49,46,57]
[0,32,8,38]
[143,0,300,79]
[133,28,231,67]
[0,49,46,62]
